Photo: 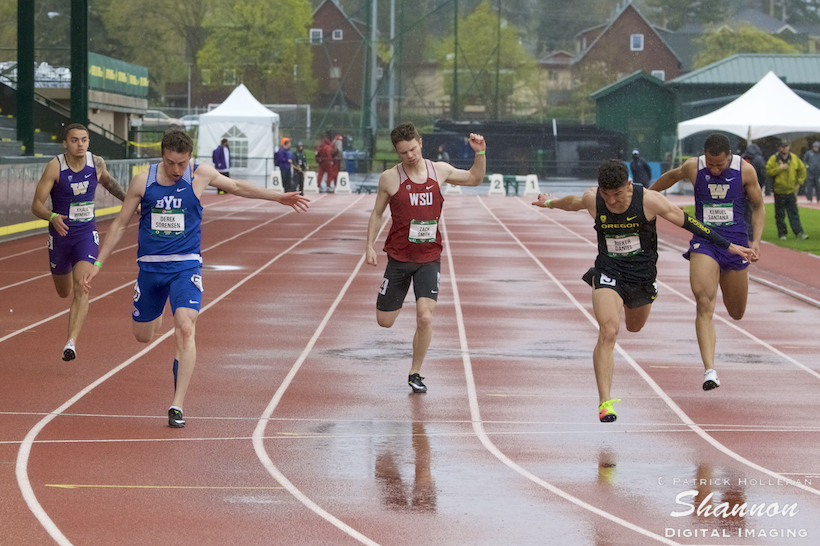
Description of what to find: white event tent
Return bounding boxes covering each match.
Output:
[678,71,820,141]
[197,84,279,186]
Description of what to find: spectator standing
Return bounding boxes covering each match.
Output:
[275,138,294,192]
[630,149,652,188]
[293,141,308,194]
[741,143,767,239]
[212,139,230,195]
[316,135,334,192]
[765,140,809,240]
[436,144,449,162]
[802,141,820,203]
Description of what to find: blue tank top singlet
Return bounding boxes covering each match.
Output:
[137,161,203,273]
[50,152,98,235]
[693,154,748,244]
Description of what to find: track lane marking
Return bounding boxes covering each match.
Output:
[483,197,820,497]
[440,214,681,546]
[14,194,344,546]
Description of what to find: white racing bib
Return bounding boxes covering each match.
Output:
[68,201,95,222]
[151,208,186,236]
[605,233,641,257]
[702,203,734,226]
[409,219,438,243]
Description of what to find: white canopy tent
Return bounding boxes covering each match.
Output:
[678,71,820,141]
[197,84,279,186]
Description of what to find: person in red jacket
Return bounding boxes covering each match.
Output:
[315,135,334,192]
[365,122,486,393]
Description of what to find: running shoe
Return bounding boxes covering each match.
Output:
[168,407,186,428]
[798,233,809,240]
[408,373,427,393]
[598,398,621,423]
[703,369,720,391]
[62,339,76,362]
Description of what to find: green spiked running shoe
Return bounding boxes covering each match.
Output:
[598,398,621,423]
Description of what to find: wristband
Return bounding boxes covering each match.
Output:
[546,200,552,209]
[49,212,57,222]
[94,261,102,268]
[477,150,485,155]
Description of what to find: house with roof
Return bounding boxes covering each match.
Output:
[572,2,682,84]
[667,8,820,72]
[310,0,374,109]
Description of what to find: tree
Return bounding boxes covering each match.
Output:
[197,0,316,104]
[692,24,802,69]
[435,0,538,119]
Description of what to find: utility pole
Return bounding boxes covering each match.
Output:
[494,0,501,120]
[452,0,459,121]
[17,0,34,155]
[70,0,89,125]
[388,0,396,129]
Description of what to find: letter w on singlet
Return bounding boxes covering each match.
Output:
[708,184,730,199]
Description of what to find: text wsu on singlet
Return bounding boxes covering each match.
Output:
[594,184,658,284]
[50,152,98,235]
[693,154,748,244]
[383,159,445,262]
[137,161,203,272]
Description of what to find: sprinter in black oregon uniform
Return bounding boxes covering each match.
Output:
[533,160,753,423]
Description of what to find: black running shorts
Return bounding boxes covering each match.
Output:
[582,267,657,309]
[377,257,441,312]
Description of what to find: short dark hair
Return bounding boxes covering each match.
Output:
[597,159,629,190]
[161,129,194,156]
[391,122,421,147]
[62,123,89,141]
[220,138,228,145]
[703,133,731,156]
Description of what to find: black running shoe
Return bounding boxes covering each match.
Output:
[408,373,427,393]
[168,408,186,428]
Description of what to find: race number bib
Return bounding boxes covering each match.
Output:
[409,220,438,243]
[68,201,95,222]
[151,208,185,236]
[605,233,641,257]
[702,203,734,226]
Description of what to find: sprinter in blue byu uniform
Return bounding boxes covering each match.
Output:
[83,130,310,428]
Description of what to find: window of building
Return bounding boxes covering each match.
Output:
[376,67,383,80]
[332,29,343,41]
[223,126,248,169]
[222,69,236,86]
[330,66,341,79]
[630,34,644,51]
[651,70,665,81]
[201,69,211,86]
[310,28,323,44]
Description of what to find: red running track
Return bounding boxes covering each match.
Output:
[1,192,819,546]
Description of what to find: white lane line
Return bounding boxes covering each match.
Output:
[516,197,820,380]
[14,194,342,546]
[0,198,325,343]
[440,215,682,546]
[0,196,270,292]
[252,200,386,546]
[487,197,820,496]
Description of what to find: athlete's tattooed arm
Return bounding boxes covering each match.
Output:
[95,156,127,201]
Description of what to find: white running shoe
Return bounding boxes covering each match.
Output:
[703,369,720,391]
[62,339,76,362]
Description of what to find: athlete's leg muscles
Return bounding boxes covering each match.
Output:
[377,309,401,328]
[624,302,652,333]
[52,273,72,298]
[410,297,437,375]
[719,268,749,320]
[170,307,198,409]
[66,260,93,343]
[591,287,624,404]
[689,252,721,371]
[133,316,163,343]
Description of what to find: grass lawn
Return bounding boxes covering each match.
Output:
[684,204,820,256]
